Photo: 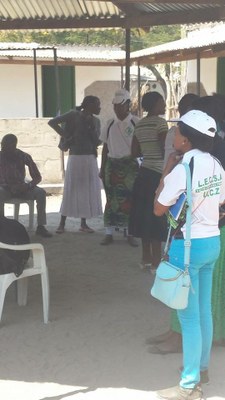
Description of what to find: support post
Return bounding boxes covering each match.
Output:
[138,61,141,116]
[125,28,131,91]
[33,49,39,117]
[197,52,201,96]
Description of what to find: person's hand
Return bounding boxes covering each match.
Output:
[164,152,183,175]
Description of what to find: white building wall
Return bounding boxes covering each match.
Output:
[187,58,217,95]
[0,64,42,118]
[75,65,121,105]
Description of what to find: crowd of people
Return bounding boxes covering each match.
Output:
[1,88,225,400]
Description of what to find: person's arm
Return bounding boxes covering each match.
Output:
[99,143,108,180]
[158,130,168,159]
[154,152,183,216]
[25,153,42,188]
[48,111,74,136]
[131,135,142,158]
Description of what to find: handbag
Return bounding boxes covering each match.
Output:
[151,162,192,310]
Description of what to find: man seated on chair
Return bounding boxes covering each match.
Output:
[0,133,52,238]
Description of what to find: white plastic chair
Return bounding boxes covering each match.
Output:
[3,199,35,230]
[0,241,49,323]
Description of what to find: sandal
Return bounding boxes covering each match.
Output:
[139,261,152,270]
[79,226,94,233]
[56,226,65,234]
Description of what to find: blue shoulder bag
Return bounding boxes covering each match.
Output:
[151,162,192,310]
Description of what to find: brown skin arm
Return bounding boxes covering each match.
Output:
[158,130,167,159]
[131,135,142,158]
[154,152,183,217]
[48,115,65,136]
[99,143,109,181]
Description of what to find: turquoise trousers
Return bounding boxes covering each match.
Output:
[169,236,220,388]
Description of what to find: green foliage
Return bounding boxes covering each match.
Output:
[0,26,181,50]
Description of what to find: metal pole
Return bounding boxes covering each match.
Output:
[125,28,130,91]
[33,49,39,117]
[53,48,64,177]
[121,65,124,88]
[138,61,141,116]
[197,52,201,96]
[53,48,61,115]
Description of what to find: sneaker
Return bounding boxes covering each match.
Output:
[36,226,52,238]
[157,385,203,400]
[100,235,113,245]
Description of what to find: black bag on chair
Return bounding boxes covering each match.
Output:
[0,216,30,276]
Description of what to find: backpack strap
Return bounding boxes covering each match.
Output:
[107,120,114,139]
[107,118,136,139]
[189,156,194,180]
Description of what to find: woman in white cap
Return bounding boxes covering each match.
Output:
[99,88,139,246]
[154,110,225,400]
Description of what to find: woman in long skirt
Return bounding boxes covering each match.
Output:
[48,96,102,233]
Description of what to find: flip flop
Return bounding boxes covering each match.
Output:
[56,226,65,234]
[139,262,152,270]
[79,227,94,233]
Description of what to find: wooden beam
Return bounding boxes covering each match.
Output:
[132,45,225,64]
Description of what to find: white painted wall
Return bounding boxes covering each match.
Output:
[0,63,121,118]
[75,65,121,105]
[187,57,217,95]
[0,64,42,118]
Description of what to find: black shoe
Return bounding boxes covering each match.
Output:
[36,226,52,238]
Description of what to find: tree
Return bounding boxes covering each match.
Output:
[0,26,181,50]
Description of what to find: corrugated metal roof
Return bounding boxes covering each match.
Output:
[132,2,219,14]
[0,0,121,21]
[0,1,224,30]
[131,23,225,60]
[129,23,225,64]
[0,42,125,63]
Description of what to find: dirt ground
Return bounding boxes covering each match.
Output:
[0,194,224,400]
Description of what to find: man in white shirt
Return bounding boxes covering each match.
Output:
[99,89,139,246]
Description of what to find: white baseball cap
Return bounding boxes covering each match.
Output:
[112,89,130,105]
[178,110,217,137]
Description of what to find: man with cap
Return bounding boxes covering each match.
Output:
[99,88,139,246]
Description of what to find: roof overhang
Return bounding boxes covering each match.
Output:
[130,25,225,64]
[0,1,225,31]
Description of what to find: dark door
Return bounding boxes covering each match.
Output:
[217,57,225,96]
[42,65,75,117]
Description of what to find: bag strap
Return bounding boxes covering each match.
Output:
[162,162,192,271]
[183,162,192,271]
